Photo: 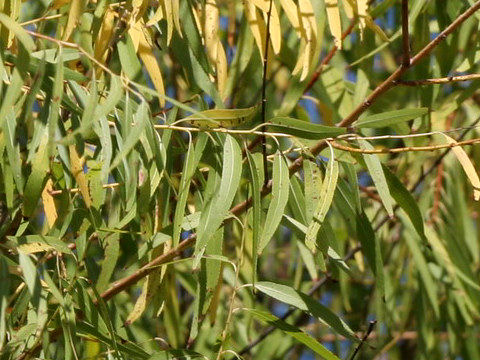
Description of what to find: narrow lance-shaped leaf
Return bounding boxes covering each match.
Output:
[246,150,264,284]
[305,146,339,253]
[254,281,358,341]
[244,308,342,360]
[110,101,149,171]
[382,165,426,240]
[258,152,290,254]
[359,139,394,217]
[354,108,428,129]
[441,133,480,201]
[268,116,346,139]
[181,106,258,128]
[194,135,242,267]
[23,133,49,217]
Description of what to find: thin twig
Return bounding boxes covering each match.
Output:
[401,0,410,67]
[339,0,480,126]
[260,0,274,186]
[330,137,480,154]
[98,0,480,308]
[348,321,377,360]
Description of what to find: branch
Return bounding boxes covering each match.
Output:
[330,137,480,154]
[348,321,377,360]
[401,0,410,67]
[99,0,480,305]
[339,0,480,126]
[261,0,274,185]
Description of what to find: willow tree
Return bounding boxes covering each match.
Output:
[1,0,480,359]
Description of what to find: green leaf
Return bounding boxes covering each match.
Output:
[244,308,342,360]
[305,152,339,253]
[382,165,426,240]
[110,101,149,171]
[356,211,385,319]
[258,152,290,254]
[181,106,258,128]
[254,282,358,340]
[246,150,264,284]
[359,140,394,217]
[0,13,35,53]
[354,108,428,128]
[194,135,242,266]
[268,117,346,139]
[8,235,73,254]
[23,133,49,217]
[403,223,440,318]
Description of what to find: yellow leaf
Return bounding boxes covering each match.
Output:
[216,40,228,100]
[63,0,85,41]
[357,0,368,34]
[205,0,220,63]
[94,8,116,66]
[442,134,480,201]
[69,145,92,208]
[129,21,166,107]
[18,242,56,254]
[325,0,342,49]
[41,179,58,229]
[247,0,282,54]
[244,1,266,59]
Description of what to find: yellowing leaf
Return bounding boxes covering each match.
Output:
[63,0,85,41]
[69,145,92,208]
[41,179,58,229]
[442,134,480,201]
[94,8,116,66]
[216,40,228,100]
[244,1,266,59]
[129,21,166,107]
[325,0,342,49]
[357,0,368,35]
[205,0,220,63]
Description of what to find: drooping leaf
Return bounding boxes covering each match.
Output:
[254,281,358,340]
[244,308,342,360]
[258,152,290,254]
[268,117,345,139]
[354,108,428,128]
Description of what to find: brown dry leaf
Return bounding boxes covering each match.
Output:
[442,134,480,201]
[69,145,92,208]
[42,179,58,228]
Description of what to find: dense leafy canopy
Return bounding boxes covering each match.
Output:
[1,0,480,359]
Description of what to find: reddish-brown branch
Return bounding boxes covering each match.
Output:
[340,0,480,127]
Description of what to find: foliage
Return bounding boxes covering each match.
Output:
[1,0,480,359]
